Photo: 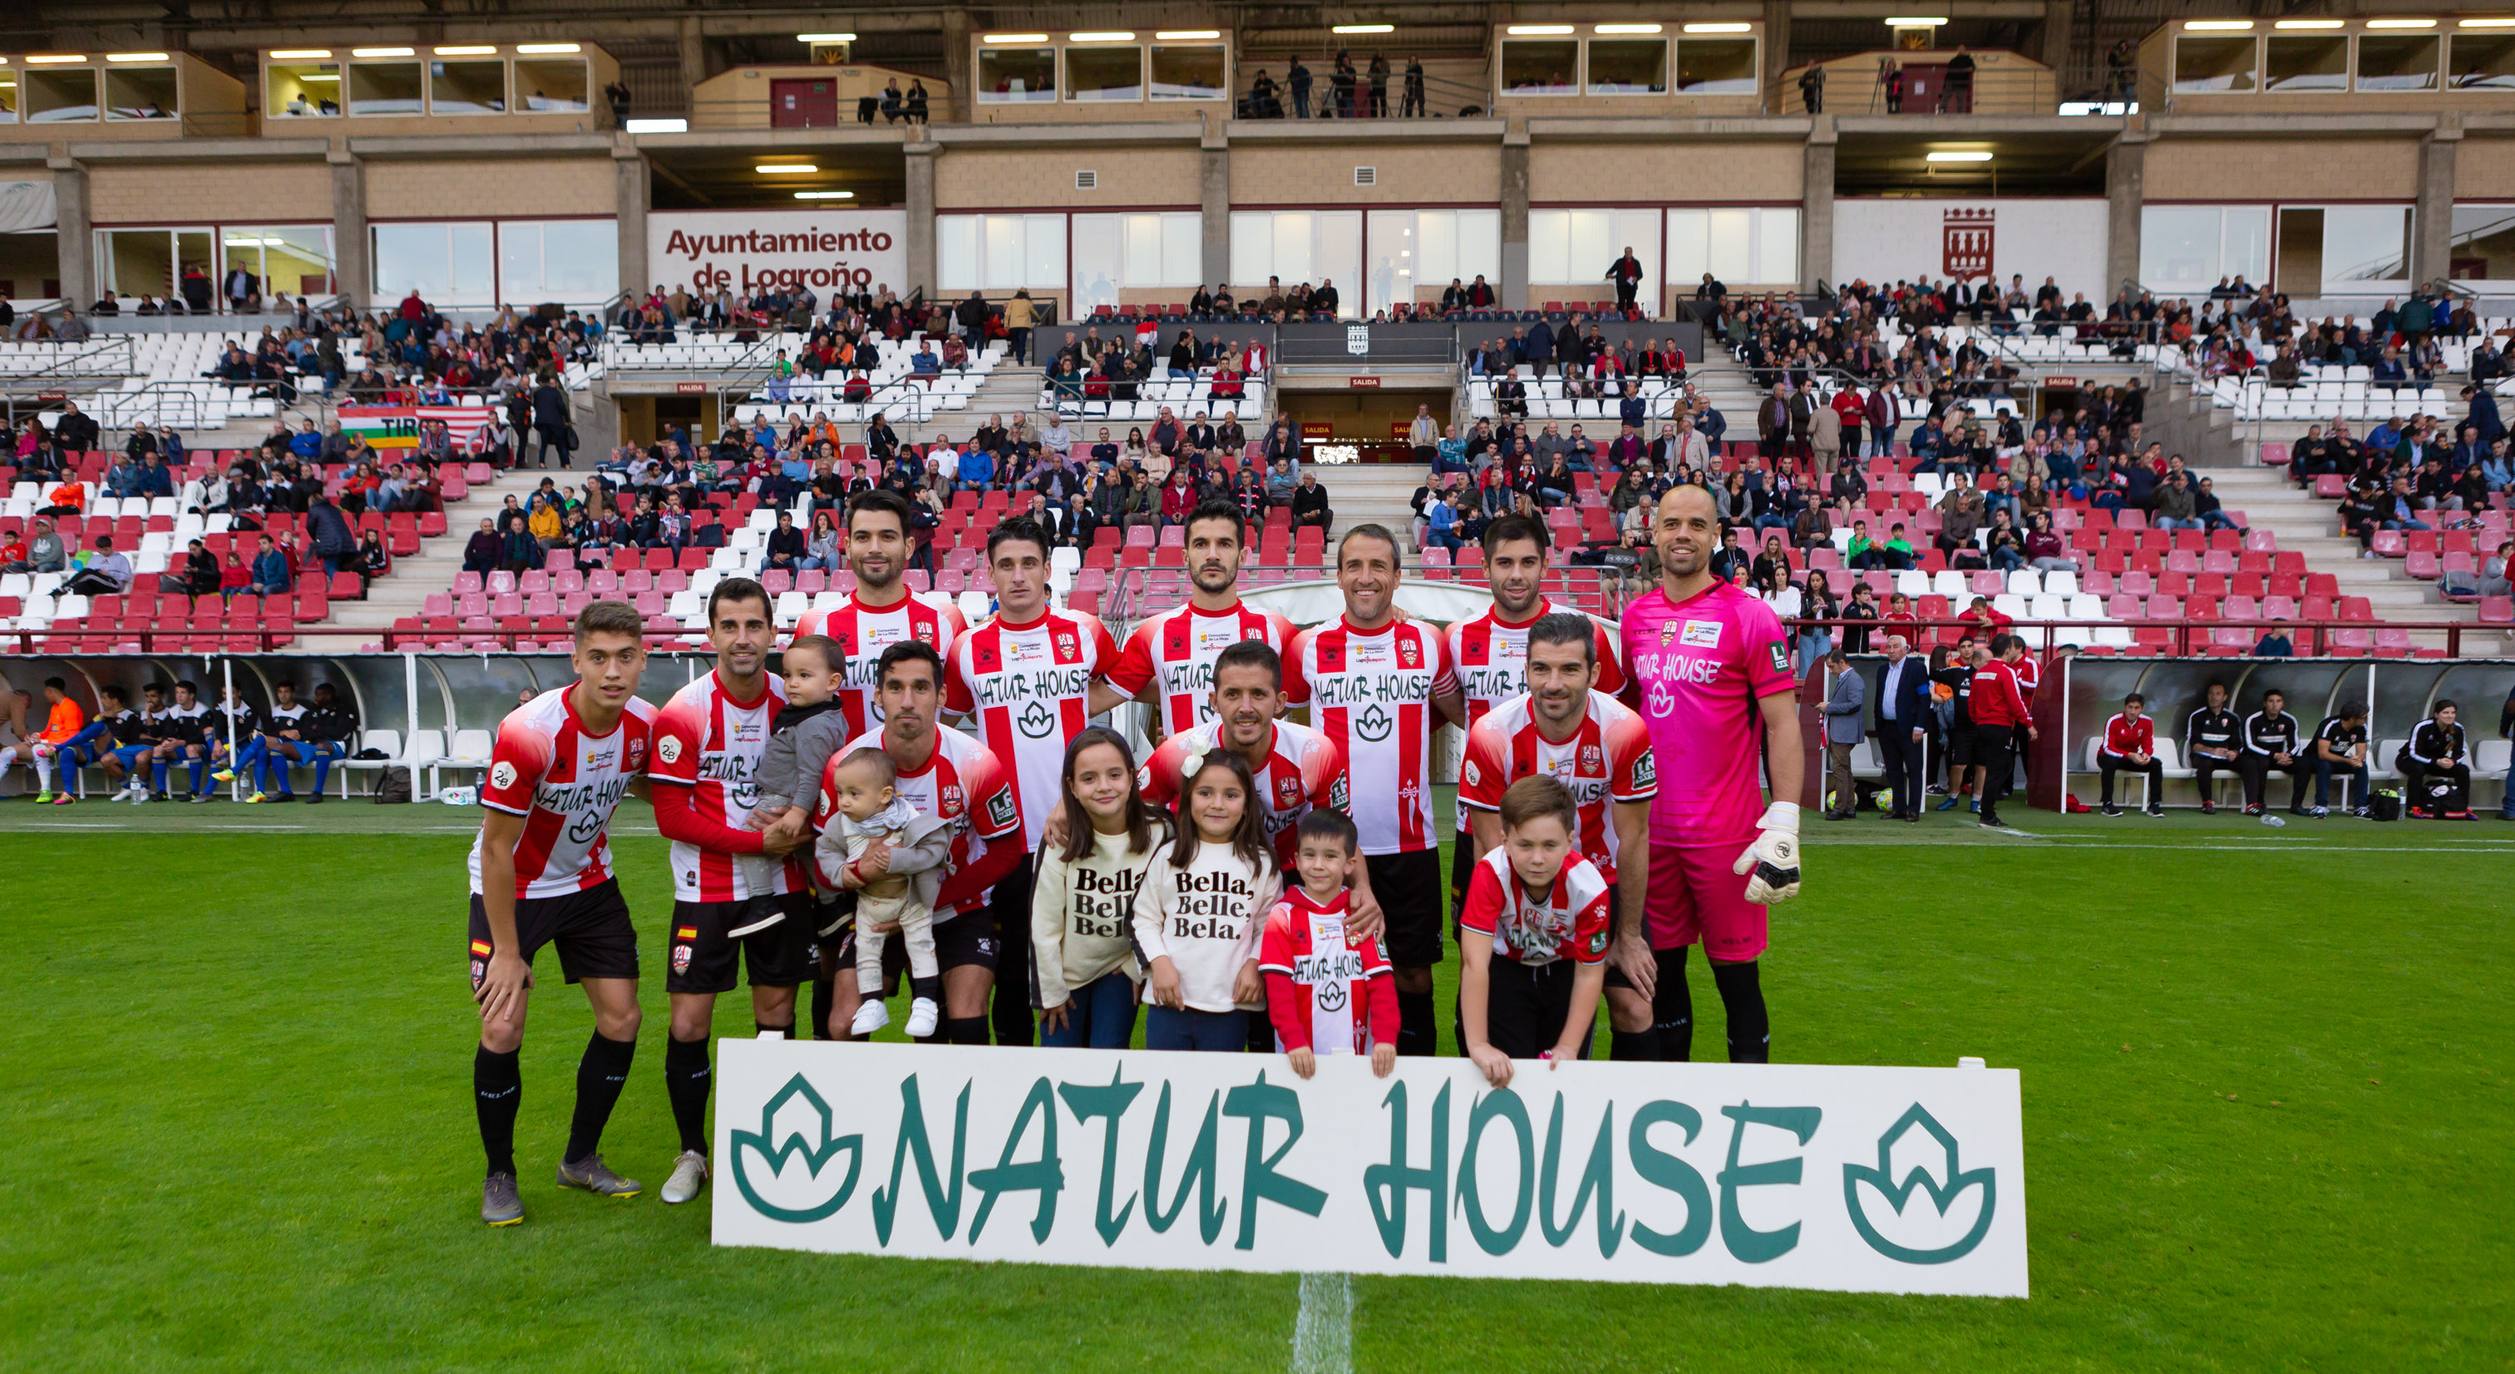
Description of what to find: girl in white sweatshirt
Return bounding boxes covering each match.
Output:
[1033,727,1166,1049]
[1131,749,1279,1052]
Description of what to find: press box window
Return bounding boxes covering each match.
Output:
[349,60,424,115]
[429,58,508,114]
[24,66,101,123]
[978,47,1057,103]
[1676,38,1757,95]
[513,59,588,112]
[1065,45,1145,102]
[105,65,178,120]
[2263,34,2347,93]
[1501,40,1580,96]
[2452,34,2515,90]
[1587,40,1668,96]
[1150,45,1227,100]
[2356,35,2440,92]
[267,61,342,117]
[2174,36,2258,94]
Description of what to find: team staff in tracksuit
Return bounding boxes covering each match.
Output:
[2185,683,2242,814]
[2239,689,2308,815]
[2311,706,2371,817]
[1963,636,2034,829]
[2096,693,2167,817]
[2400,702,2475,819]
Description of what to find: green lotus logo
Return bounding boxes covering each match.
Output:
[1355,704,1393,743]
[731,1074,862,1223]
[1841,1104,1996,1265]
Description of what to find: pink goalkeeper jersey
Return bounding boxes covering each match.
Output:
[1619,582,1796,847]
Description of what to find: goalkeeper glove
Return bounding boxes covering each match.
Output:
[1731,801,1801,906]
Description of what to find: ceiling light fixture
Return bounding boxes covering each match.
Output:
[1331,25,1395,36]
[516,43,582,55]
[1155,30,1222,41]
[624,116,685,133]
[1597,24,1664,36]
[1682,23,1755,34]
[1926,149,1994,162]
[1069,31,1138,43]
[2182,20,2256,31]
[2273,19,2345,29]
[1506,25,1576,37]
[981,33,1049,44]
[795,33,856,44]
[108,52,171,63]
[351,47,417,58]
[755,162,819,174]
[24,54,92,64]
[795,190,856,200]
[2365,18,2439,29]
[268,49,332,60]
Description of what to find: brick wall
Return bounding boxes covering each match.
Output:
[1229,142,1498,205]
[1529,140,1801,203]
[365,157,614,216]
[2147,137,2421,201]
[2456,138,2515,200]
[936,144,1201,209]
[90,161,332,224]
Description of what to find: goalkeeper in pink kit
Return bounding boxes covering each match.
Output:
[1613,484,1806,1063]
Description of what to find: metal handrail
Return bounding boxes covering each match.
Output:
[721,372,943,427]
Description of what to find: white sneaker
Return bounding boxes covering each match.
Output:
[660,1149,708,1205]
[904,997,940,1039]
[849,1000,890,1036]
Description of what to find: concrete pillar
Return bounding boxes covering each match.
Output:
[1199,137,1230,290]
[1500,127,1530,309]
[1763,0,1793,96]
[941,12,973,124]
[2040,0,2074,79]
[328,149,367,308]
[676,17,707,112]
[615,150,651,296]
[2415,123,2460,290]
[49,155,90,306]
[1800,123,1834,293]
[904,142,936,298]
[2104,134,2146,293]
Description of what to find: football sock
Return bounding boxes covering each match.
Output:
[1645,946,1696,1061]
[152,758,170,793]
[310,751,336,795]
[186,758,206,793]
[1397,989,1438,1056]
[1712,960,1770,1064]
[755,1020,793,1039]
[806,974,834,1040]
[665,1035,712,1156]
[1247,1010,1276,1054]
[474,1045,522,1177]
[942,1015,989,1045]
[564,1030,637,1163]
[1609,1029,1659,1061]
[908,975,942,1005]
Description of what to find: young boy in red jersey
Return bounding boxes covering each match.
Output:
[1458,776,1612,1088]
[1260,809,1399,1079]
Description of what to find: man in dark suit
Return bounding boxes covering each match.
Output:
[1872,633,1930,821]
[1757,382,1790,461]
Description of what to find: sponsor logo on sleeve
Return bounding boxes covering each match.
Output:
[1769,642,1792,676]
[986,788,1018,831]
[657,734,684,765]
[1631,749,1657,790]
[490,761,518,792]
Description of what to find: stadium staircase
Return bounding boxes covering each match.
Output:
[2197,465,2511,655]
[331,463,555,648]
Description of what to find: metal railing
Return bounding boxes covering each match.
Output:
[1777,60,2061,116]
[722,373,946,427]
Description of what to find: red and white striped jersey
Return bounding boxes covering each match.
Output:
[1443,600,1627,833]
[1105,600,1299,738]
[1139,718,1349,869]
[1282,617,1458,856]
[468,686,657,900]
[1257,886,1394,1056]
[793,589,966,740]
[649,669,792,903]
[811,724,1021,915]
[945,607,1117,848]
[2012,652,2042,704]
[1457,690,1657,879]
[1458,847,1613,967]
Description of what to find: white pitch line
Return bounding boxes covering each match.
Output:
[1289,1271,1352,1374]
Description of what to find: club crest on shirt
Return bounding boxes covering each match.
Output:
[939,783,965,815]
[1682,619,1723,648]
[913,621,937,643]
[1580,744,1603,773]
[626,738,647,769]
[1397,638,1421,669]
[1055,632,1078,657]
[1274,773,1305,808]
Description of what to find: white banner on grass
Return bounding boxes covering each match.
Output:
[713,1040,2029,1297]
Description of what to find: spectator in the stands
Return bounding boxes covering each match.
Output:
[761,510,807,576]
[59,535,131,599]
[248,535,292,596]
[461,518,500,576]
[218,547,251,601]
[2153,471,2202,531]
[179,538,218,598]
[2252,620,2295,657]
[357,530,390,589]
[1290,471,1332,532]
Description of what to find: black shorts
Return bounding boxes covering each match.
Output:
[666,894,813,994]
[1970,722,2016,762]
[467,878,638,989]
[1366,849,1445,968]
[1944,720,1976,767]
[820,905,1001,990]
[1479,957,1596,1060]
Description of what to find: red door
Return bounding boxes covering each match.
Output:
[771,79,838,129]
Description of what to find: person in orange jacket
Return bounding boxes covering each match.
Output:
[38,479,86,517]
[1,676,86,801]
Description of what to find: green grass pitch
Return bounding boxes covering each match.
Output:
[4,800,2510,1370]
